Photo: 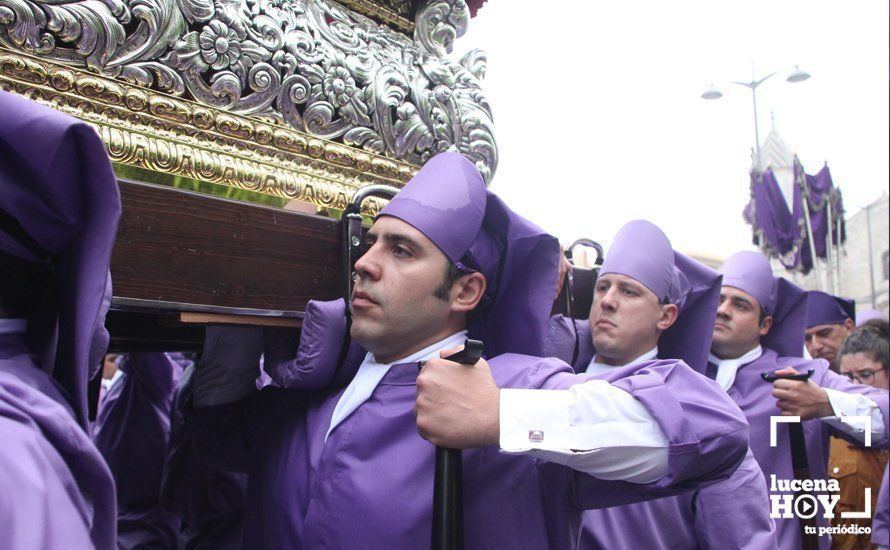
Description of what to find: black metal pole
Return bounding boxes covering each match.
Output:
[762,369,819,550]
[430,339,483,550]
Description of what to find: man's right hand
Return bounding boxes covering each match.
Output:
[555,245,573,300]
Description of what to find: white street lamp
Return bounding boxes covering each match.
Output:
[701,66,811,168]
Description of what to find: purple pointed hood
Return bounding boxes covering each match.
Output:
[719,251,808,358]
[0,91,121,427]
[599,220,723,372]
[379,152,559,357]
[806,290,855,328]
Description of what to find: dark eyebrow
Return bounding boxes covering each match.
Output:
[731,296,754,308]
[618,279,644,293]
[367,231,423,250]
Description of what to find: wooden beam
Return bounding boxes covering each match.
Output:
[165,312,302,328]
[111,180,344,315]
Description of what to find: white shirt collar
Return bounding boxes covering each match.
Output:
[0,318,27,336]
[585,346,659,376]
[326,330,469,440]
[101,367,124,393]
[708,345,763,391]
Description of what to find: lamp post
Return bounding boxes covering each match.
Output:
[701,65,810,170]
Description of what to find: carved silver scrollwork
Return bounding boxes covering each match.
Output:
[0,0,497,182]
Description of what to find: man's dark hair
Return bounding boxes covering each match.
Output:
[432,261,465,302]
[758,306,770,327]
[838,320,889,372]
[0,249,51,317]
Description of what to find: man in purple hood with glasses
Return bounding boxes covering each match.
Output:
[708,251,889,549]
[512,220,776,550]
[0,91,119,548]
[190,152,748,549]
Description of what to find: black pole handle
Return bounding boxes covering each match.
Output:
[760,369,815,470]
[760,369,814,383]
[760,369,819,550]
[431,339,483,550]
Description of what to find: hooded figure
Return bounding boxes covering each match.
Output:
[189,153,748,549]
[547,221,776,550]
[160,360,249,549]
[709,251,889,549]
[806,290,856,371]
[93,353,184,549]
[546,220,723,373]
[0,91,119,549]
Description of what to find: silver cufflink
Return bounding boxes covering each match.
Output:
[528,430,544,442]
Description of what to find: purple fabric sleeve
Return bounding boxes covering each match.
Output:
[533,359,749,508]
[873,466,889,548]
[544,315,593,370]
[693,448,777,549]
[265,299,349,390]
[123,353,181,401]
[818,367,890,449]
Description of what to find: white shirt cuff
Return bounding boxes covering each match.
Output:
[821,387,885,444]
[499,381,669,483]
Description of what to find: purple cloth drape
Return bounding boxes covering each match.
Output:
[744,168,806,270]
[744,157,845,275]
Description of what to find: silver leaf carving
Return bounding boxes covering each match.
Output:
[0,0,498,182]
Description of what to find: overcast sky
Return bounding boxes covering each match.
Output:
[456,1,889,259]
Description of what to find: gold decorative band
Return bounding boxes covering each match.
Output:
[336,0,414,34]
[0,47,416,215]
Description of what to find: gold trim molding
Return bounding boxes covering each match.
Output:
[0,48,416,215]
[337,0,415,34]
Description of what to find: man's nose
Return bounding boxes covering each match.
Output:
[353,246,381,282]
[600,287,619,310]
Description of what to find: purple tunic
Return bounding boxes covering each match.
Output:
[874,465,889,547]
[707,348,890,549]
[546,318,776,550]
[579,448,775,550]
[93,352,183,549]
[192,349,748,549]
[161,363,247,549]
[0,332,116,549]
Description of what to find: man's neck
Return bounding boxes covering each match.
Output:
[373,327,466,365]
[594,345,658,368]
[711,341,761,361]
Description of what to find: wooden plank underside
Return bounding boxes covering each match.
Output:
[169,312,303,328]
[111,180,344,315]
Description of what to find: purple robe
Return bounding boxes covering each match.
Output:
[874,466,889,547]
[579,448,775,550]
[161,363,247,549]
[192,345,748,548]
[93,353,183,549]
[706,349,890,549]
[0,332,116,549]
[547,317,776,550]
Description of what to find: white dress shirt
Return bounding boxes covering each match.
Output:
[327,330,468,439]
[500,346,669,484]
[708,345,763,391]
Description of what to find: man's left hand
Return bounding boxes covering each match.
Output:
[771,367,834,419]
[415,349,500,449]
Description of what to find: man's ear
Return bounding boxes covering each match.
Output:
[451,272,487,313]
[656,303,679,331]
[759,315,774,336]
[844,317,855,334]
